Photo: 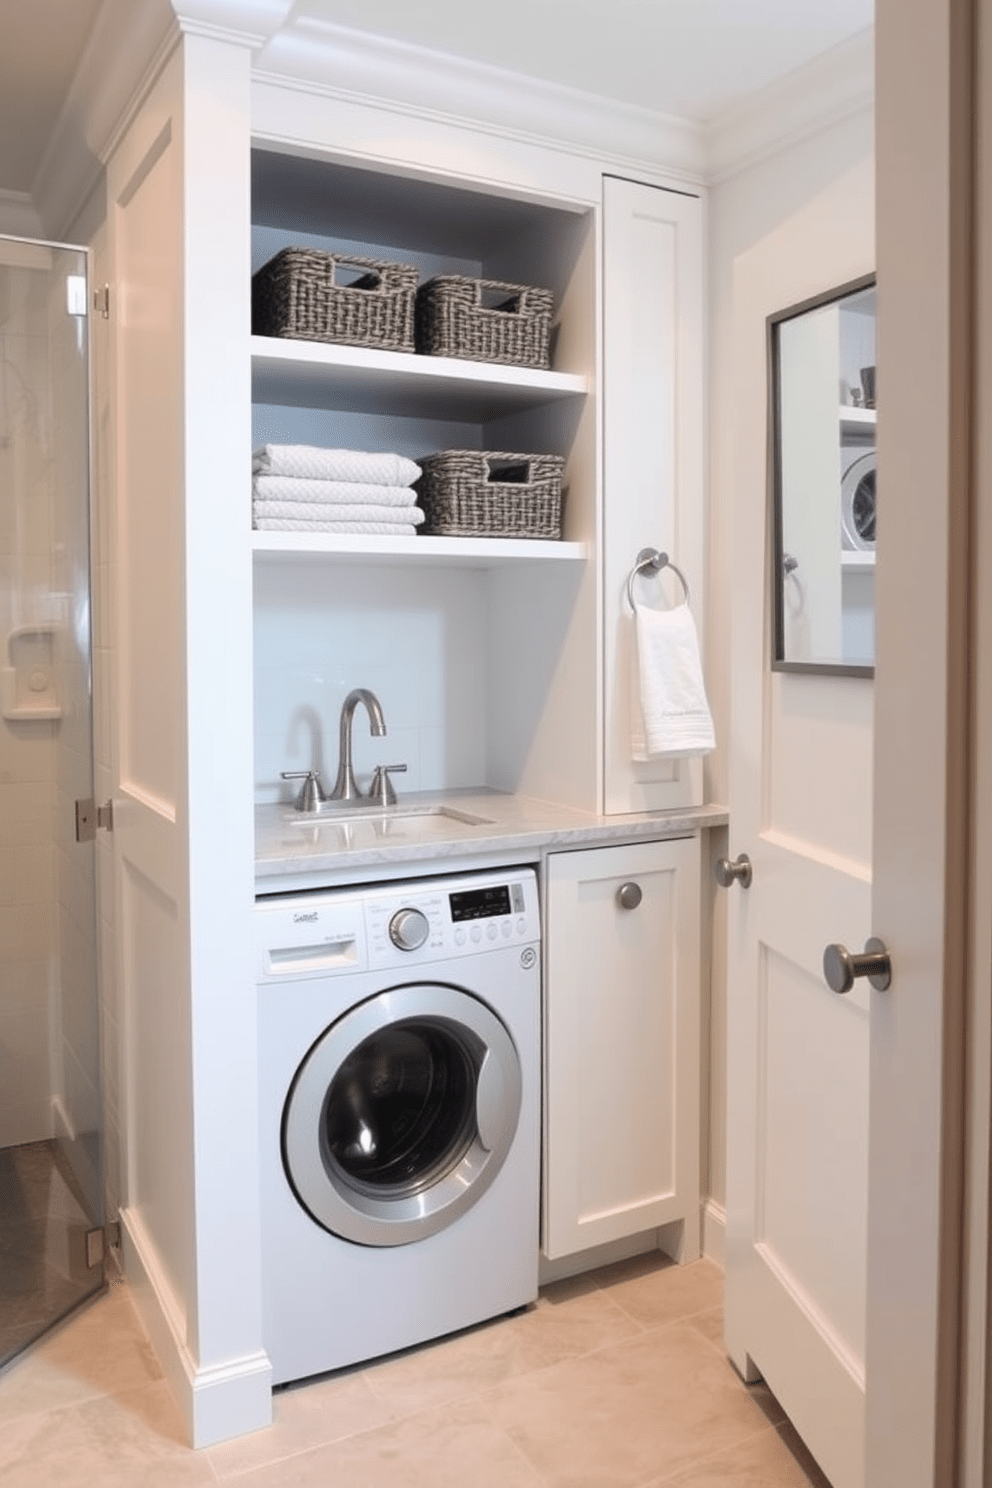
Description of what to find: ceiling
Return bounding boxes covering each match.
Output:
[0,0,873,200]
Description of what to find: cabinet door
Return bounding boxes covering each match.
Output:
[543,838,700,1261]
[602,177,705,814]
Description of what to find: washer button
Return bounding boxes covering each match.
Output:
[486,922,498,941]
[455,929,466,946]
[517,917,527,935]
[470,925,482,944]
[501,921,511,938]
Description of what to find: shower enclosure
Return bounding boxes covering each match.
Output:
[0,235,104,1365]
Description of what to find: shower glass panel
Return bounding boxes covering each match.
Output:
[0,236,103,1367]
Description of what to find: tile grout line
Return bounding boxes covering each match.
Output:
[630,1419,799,1488]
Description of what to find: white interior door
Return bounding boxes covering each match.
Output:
[106,57,197,1333]
[724,159,875,1488]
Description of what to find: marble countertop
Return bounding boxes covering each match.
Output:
[256,789,728,892]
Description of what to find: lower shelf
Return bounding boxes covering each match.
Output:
[251,532,587,567]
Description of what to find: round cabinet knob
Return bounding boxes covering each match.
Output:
[714,853,753,889]
[388,907,430,952]
[822,936,892,994]
[616,882,642,911]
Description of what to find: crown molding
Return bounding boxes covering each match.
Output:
[705,26,874,183]
[31,0,294,238]
[31,0,178,237]
[170,0,294,47]
[29,1,873,237]
[0,189,44,241]
[254,17,707,184]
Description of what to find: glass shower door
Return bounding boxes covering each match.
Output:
[0,236,104,1366]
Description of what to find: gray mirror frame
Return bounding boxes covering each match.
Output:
[769,272,876,678]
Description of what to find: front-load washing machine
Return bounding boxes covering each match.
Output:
[255,866,541,1386]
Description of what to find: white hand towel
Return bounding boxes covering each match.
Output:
[252,476,421,506]
[631,602,715,759]
[252,445,421,486]
[253,500,424,524]
[253,517,420,535]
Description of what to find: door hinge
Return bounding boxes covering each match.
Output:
[85,1220,122,1271]
[93,284,110,319]
[75,798,114,842]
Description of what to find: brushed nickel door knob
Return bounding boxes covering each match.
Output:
[714,853,753,889]
[823,937,892,994]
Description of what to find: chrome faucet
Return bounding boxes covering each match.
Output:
[330,688,387,804]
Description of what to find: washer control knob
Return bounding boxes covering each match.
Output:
[388,907,430,952]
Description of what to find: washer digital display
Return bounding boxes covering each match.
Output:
[449,884,511,922]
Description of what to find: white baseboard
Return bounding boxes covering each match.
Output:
[702,1198,726,1267]
[119,1206,272,1448]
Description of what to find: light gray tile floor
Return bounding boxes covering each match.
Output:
[0,1250,834,1486]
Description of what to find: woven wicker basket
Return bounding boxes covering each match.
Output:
[416,450,565,539]
[252,248,418,352]
[415,276,553,368]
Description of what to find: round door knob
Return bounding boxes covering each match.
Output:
[714,853,753,889]
[823,936,891,994]
[616,882,642,910]
[388,907,430,951]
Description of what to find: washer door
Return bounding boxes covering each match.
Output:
[283,983,523,1246]
[841,449,876,550]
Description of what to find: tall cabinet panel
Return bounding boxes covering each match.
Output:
[602,177,705,815]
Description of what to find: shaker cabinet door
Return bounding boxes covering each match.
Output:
[542,838,701,1262]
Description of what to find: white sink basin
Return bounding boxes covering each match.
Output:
[282,803,495,849]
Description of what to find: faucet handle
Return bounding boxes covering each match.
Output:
[368,764,407,807]
[281,770,328,813]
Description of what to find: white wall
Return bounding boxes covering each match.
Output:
[254,561,490,801]
[704,105,875,1222]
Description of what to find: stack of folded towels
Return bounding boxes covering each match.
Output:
[252,444,425,535]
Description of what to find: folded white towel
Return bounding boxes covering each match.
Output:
[253,518,420,535]
[252,445,421,486]
[253,500,424,524]
[631,602,715,759]
[251,477,422,507]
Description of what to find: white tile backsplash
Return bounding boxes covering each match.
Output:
[253,560,489,802]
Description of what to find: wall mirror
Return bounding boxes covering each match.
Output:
[770,274,876,676]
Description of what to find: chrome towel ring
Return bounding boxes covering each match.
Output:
[625,547,691,611]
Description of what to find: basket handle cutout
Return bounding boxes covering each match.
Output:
[486,457,531,484]
[333,262,383,291]
[479,285,523,314]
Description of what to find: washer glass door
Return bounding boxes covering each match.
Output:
[283,983,522,1246]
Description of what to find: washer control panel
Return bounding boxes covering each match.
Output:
[365,869,538,968]
[256,868,539,980]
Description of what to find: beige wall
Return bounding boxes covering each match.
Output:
[703,106,875,1227]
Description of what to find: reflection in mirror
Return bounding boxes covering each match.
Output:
[771,275,876,675]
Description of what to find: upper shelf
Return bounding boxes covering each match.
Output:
[251,337,588,420]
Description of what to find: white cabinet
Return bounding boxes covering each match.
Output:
[542,837,701,1262]
[601,177,705,815]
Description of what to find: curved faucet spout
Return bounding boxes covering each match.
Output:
[330,689,387,803]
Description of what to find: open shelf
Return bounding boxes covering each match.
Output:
[251,337,587,420]
[251,530,587,567]
[839,404,876,432]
